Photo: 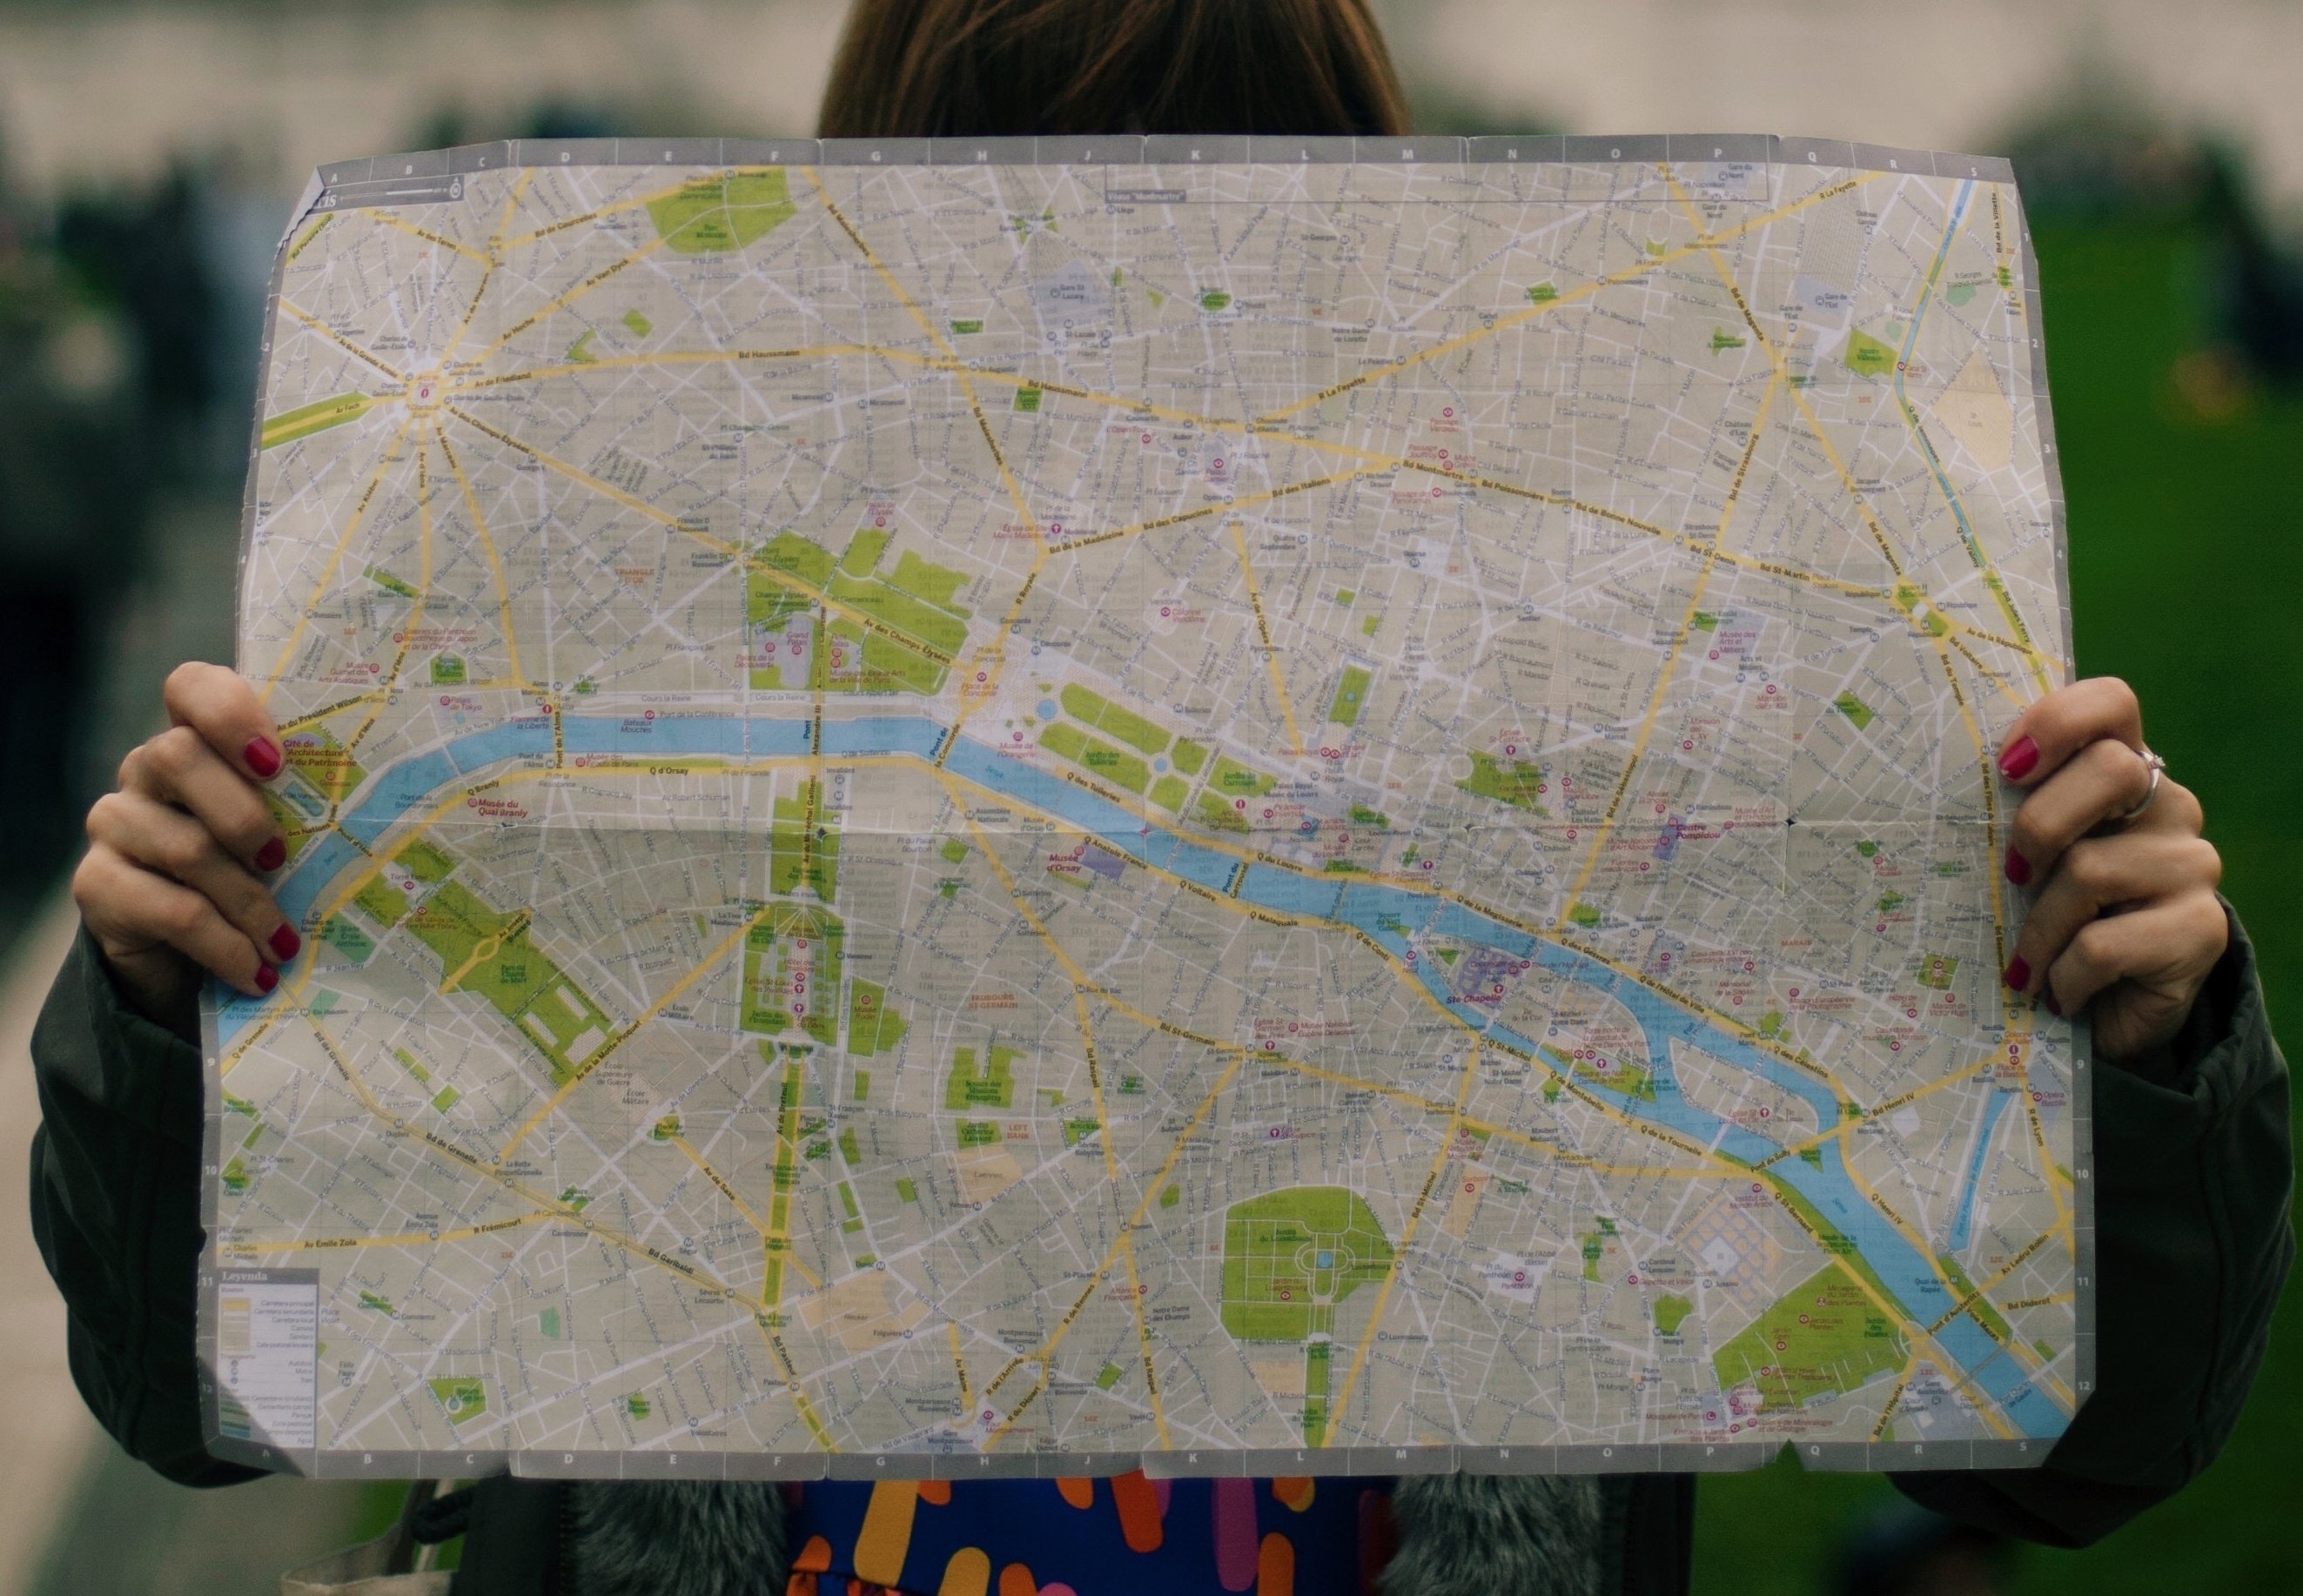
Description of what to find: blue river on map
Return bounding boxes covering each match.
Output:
[220,709,2059,1436]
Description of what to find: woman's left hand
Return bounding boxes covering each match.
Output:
[1998,676,2226,1062]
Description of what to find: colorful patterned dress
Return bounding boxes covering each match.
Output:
[785,1475,1395,1596]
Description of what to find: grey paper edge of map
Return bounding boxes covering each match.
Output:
[250,145,2070,1478]
[2011,173,2096,1416]
[202,168,332,1479]
[308,137,2020,210]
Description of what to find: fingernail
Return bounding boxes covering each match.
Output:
[269,924,302,962]
[254,963,279,994]
[2004,845,2031,886]
[255,836,287,872]
[2003,956,2031,991]
[245,737,283,779]
[2045,991,2064,1017]
[1998,734,2038,781]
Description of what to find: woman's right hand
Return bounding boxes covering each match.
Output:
[73,662,302,1029]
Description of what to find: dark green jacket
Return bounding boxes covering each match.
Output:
[28,909,2293,1595]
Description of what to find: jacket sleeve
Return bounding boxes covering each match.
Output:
[1892,902,2293,1545]
[27,930,259,1487]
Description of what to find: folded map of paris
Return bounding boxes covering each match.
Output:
[205,134,2090,1479]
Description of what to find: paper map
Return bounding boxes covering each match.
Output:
[205,135,2091,1480]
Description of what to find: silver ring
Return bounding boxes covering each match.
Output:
[2118,747,2165,822]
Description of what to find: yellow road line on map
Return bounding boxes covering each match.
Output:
[438,913,523,995]
[1251,172,1868,426]
[949,801,1227,1438]
[1947,633,2031,717]
[1074,991,1172,1448]
[1552,372,1784,929]
[341,430,439,758]
[950,1322,973,1408]
[1999,1292,2072,1311]
[1262,1050,1712,1179]
[433,422,536,692]
[1879,184,2051,694]
[448,345,871,391]
[492,895,782,1165]
[984,1044,1247,1440]
[805,171,1046,748]
[439,339,1917,625]
[1078,470,1372,551]
[492,167,767,251]
[1328,1047,1482,1428]
[287,1010,866,1459]
[1656,170,1912,583]
[1661,170,2049,1044]
[232,1210,554,1253]
[421,169,532,372]
[255,417,418,707]
[274,691,386,737]
[431,171,535,370]
[487,169,534,251]
[441,401,954,667]
[1228,519,1306,754]
[453,231,673,372]
[1760,1176,2019,1442]
[1871,1358,1922,1441]
[289,1013,761,1310]
[369,209,494,269]
[277,298,410,385]
[2018,1085,2074,1229]
[1661,164,2042,720]
[755,1314,842,1452]
[1772,1057,1997,1168]
[670,1134,822,1291]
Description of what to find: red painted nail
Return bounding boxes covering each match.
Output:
[1998,734,2038,781]
[245,737,284,779]
[254,963,279,994]
[269,924,302,962]
[255,836,287,872]
[2004,846,2031,886]
[2003,956,2031,991]
[2044,991,2064,1018]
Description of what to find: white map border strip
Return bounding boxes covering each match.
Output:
[200,137,2092,1479]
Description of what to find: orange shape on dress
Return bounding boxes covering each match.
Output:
[1271,1478,1316,1512]
[1258,1531,1296,1596]
[937,1547,992,1596]
[1110,1469,1165,1552]
[854,1481,921,1586]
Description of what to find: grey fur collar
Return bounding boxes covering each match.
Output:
[569,1473,1602,1596]
[569,1481,785,1596]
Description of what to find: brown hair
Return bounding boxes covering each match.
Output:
[817,0,1411,140]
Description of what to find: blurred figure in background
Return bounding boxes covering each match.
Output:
[1836,1507,2013,1596]
[0,155,191,956]
[2179,145,2303,417]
